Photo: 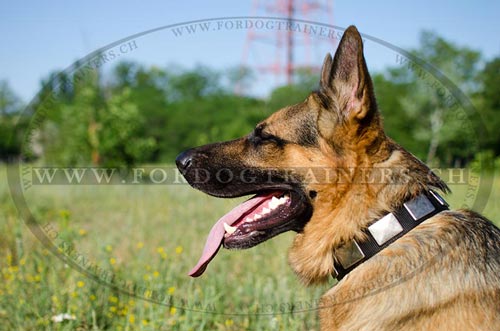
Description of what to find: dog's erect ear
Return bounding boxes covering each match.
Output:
[319,26,375,121]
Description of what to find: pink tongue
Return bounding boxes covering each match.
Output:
[188,193,273,277]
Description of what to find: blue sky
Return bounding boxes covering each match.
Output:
[0,0,499,102]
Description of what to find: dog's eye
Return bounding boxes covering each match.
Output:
[250,127,283,146]
[249,129,266,145]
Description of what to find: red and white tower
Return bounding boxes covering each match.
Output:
[239,0,335,93]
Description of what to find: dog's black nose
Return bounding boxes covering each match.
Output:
[176,150,193,172]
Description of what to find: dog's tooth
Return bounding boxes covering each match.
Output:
[254,214,262,220]
[269,199,279,210]
[223,222,237,234]
[262,207,271,214]
[245,217,253,223]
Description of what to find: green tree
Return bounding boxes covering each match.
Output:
[38,65,156,167]
[111,62,168,162]
[97,88,156,167]
[0,81,26,161]
[372,71,423,156]
[167,65,222,101]
[476,57,500,156]
[0,80,21,115]
[379,32,482,166]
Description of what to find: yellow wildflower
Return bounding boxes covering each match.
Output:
[59,210,70,219]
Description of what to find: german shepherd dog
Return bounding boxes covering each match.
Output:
[176,26,500,330]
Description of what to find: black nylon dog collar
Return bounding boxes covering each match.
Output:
[333,190,449,281]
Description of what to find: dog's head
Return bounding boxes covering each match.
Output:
[176,26,447,282]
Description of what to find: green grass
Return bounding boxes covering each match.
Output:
[0,165,498,330]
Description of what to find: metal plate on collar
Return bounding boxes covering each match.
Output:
[336,240,365,269]
[404,194,435,221]
[368,213,403,246]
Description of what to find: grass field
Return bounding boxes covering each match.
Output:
[0,165,498,330]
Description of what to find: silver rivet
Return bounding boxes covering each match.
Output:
[404,195,435,220]
[336,240,365,269]
[368,213,403,246]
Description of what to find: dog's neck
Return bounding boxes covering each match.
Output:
[288,148,450,285]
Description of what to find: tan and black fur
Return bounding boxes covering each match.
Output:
[177,26,500,330]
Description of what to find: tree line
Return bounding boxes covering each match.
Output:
[1,31,499,168]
